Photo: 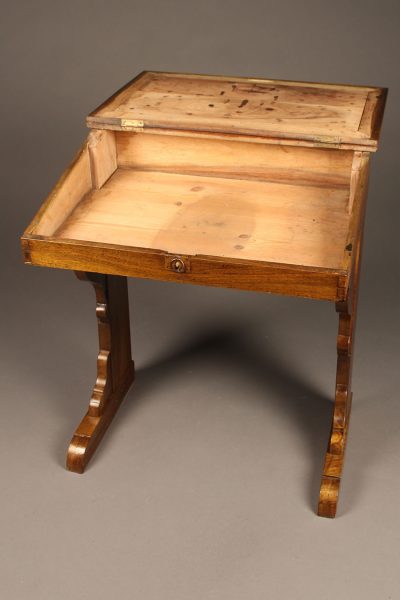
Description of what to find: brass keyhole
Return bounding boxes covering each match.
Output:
[171,258,185,273]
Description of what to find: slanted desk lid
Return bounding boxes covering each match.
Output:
[87,71,387,151]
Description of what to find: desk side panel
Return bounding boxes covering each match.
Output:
[23,132,118,238]
[339,152,370,297]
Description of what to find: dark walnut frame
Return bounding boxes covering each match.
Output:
[21,72,387,518]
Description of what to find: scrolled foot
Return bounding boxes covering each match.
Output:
[66,363,134,473]
[67,435,92,474]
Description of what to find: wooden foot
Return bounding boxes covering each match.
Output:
[318,392,353,518]
[318,237,362,517]
[66,272,134,473]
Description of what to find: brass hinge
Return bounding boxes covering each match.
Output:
[120,118,144,130]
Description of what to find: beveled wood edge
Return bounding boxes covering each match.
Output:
[369,87,388,142]
[21,233,348,301]
[86,123,375,152]
[86,119,379,152]
[87,70,150,121]
[151,70,384,92]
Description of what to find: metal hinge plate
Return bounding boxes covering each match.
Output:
[120,118,144,129]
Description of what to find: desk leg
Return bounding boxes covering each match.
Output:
[66,272,135,473]
[318,239,362,518]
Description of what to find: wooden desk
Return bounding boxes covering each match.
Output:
[21,72,387,517]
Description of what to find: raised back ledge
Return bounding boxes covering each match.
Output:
[87,124,380,153]
[114,131,354,189]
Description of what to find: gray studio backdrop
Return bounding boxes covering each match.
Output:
[1,2,399,600]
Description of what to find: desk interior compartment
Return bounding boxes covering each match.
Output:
[28,129,362,272]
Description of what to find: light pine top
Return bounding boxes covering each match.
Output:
[87,71,387,151]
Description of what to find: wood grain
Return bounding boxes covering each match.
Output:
[116,132,353,187]
[318,162,368,517]
[22,235,346,301]
[88,129,117,189]
[66,272,134,473]
[54,168,351,270]
[26,141,92,237]
[87,71,386,150]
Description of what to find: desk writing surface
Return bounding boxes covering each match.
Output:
[55,167,350,270]
[87,71,386,150]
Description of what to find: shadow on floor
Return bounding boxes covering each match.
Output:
[91,326,334,513]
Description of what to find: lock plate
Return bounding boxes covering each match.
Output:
[165,254,191,273]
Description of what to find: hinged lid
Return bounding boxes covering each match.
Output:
[87,71,387,151]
